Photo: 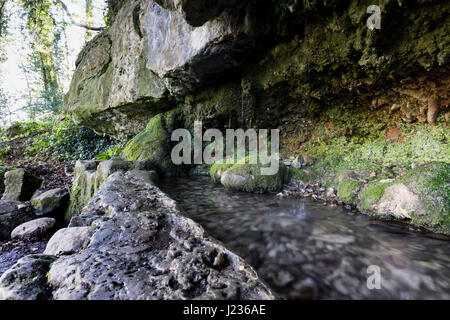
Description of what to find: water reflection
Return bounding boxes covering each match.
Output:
[160,177,450,300]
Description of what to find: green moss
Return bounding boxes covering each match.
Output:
[218,155,289,193]
[289,167,318,183]
[210,161,231,182]
[337,180,363,204]
[122,113,166,161]
[401,162,450,234]
[67,167,98,221]
[360,181,393,211]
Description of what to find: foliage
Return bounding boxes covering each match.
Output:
[0,119,51,141]
[94,144,125,160]
[26,116,119,163]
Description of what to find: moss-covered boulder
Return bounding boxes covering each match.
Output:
[1,169,42,202]
[360,162,450,234]
[122,109,186,176]
[213,156,289,193]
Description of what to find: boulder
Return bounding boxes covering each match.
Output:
[0,200,34,241]
[360,162,450,235]
[11,218,56,241]
[31,188,69,217]
[44,227,95,256]
[122,109,188,176]
[1,169,42,202]
[2,167,276,300]
[0,255,57,300]
[67,159,158,219]
[217,156,289,193]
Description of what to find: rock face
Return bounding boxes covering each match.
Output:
[0,166,7,194]
[0,164,276,300]
[122,109,189,176]
[31,188,69,217]
[0,200,34,241]
[1,169,42,202]
[65,0,258,137]
[10,218,56,241]
[65,0,449,139]
[155,0,239,27]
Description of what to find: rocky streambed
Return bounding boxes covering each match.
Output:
[1,159,449,300]
[0,161,276,300]
[160,176,450,300]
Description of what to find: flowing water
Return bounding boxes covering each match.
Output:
[161,176,450,300]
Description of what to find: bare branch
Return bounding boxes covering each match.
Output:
[56,0,104,31]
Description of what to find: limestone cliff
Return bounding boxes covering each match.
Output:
[64,0,449,233]
[65,0,449,137]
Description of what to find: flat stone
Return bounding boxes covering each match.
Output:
[11,218,56,241]
[44,227,95,256]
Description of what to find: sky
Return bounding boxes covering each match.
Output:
[0,0,106,123]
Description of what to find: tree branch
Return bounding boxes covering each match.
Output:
[56,0,104,31]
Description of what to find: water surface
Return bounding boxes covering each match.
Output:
[161,177,450,299]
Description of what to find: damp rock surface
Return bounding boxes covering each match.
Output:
[1,168,275,300]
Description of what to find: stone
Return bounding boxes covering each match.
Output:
[44,227,95,256]
[31,188,69,217]
[0,200,34,241]
[122,109,188,176]
[1,169,42,202]
[4,122,22,139]
[0,168,277,300]
[326,187,336,198]
[376,183,424,220]
[10,218,56,241]
[68,159,159,219]
[0,166,7,194]
[0,255,57,300]
[216,156,289,193]
[301,155,314,166]
[360,162,449,235]
[291,156,303,169]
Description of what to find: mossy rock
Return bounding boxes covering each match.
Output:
[122,109,186,176]
[218,156,289,193]
[337,180,363,205]
[361,162,450,235]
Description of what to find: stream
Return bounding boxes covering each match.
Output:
[161,176,450,300]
